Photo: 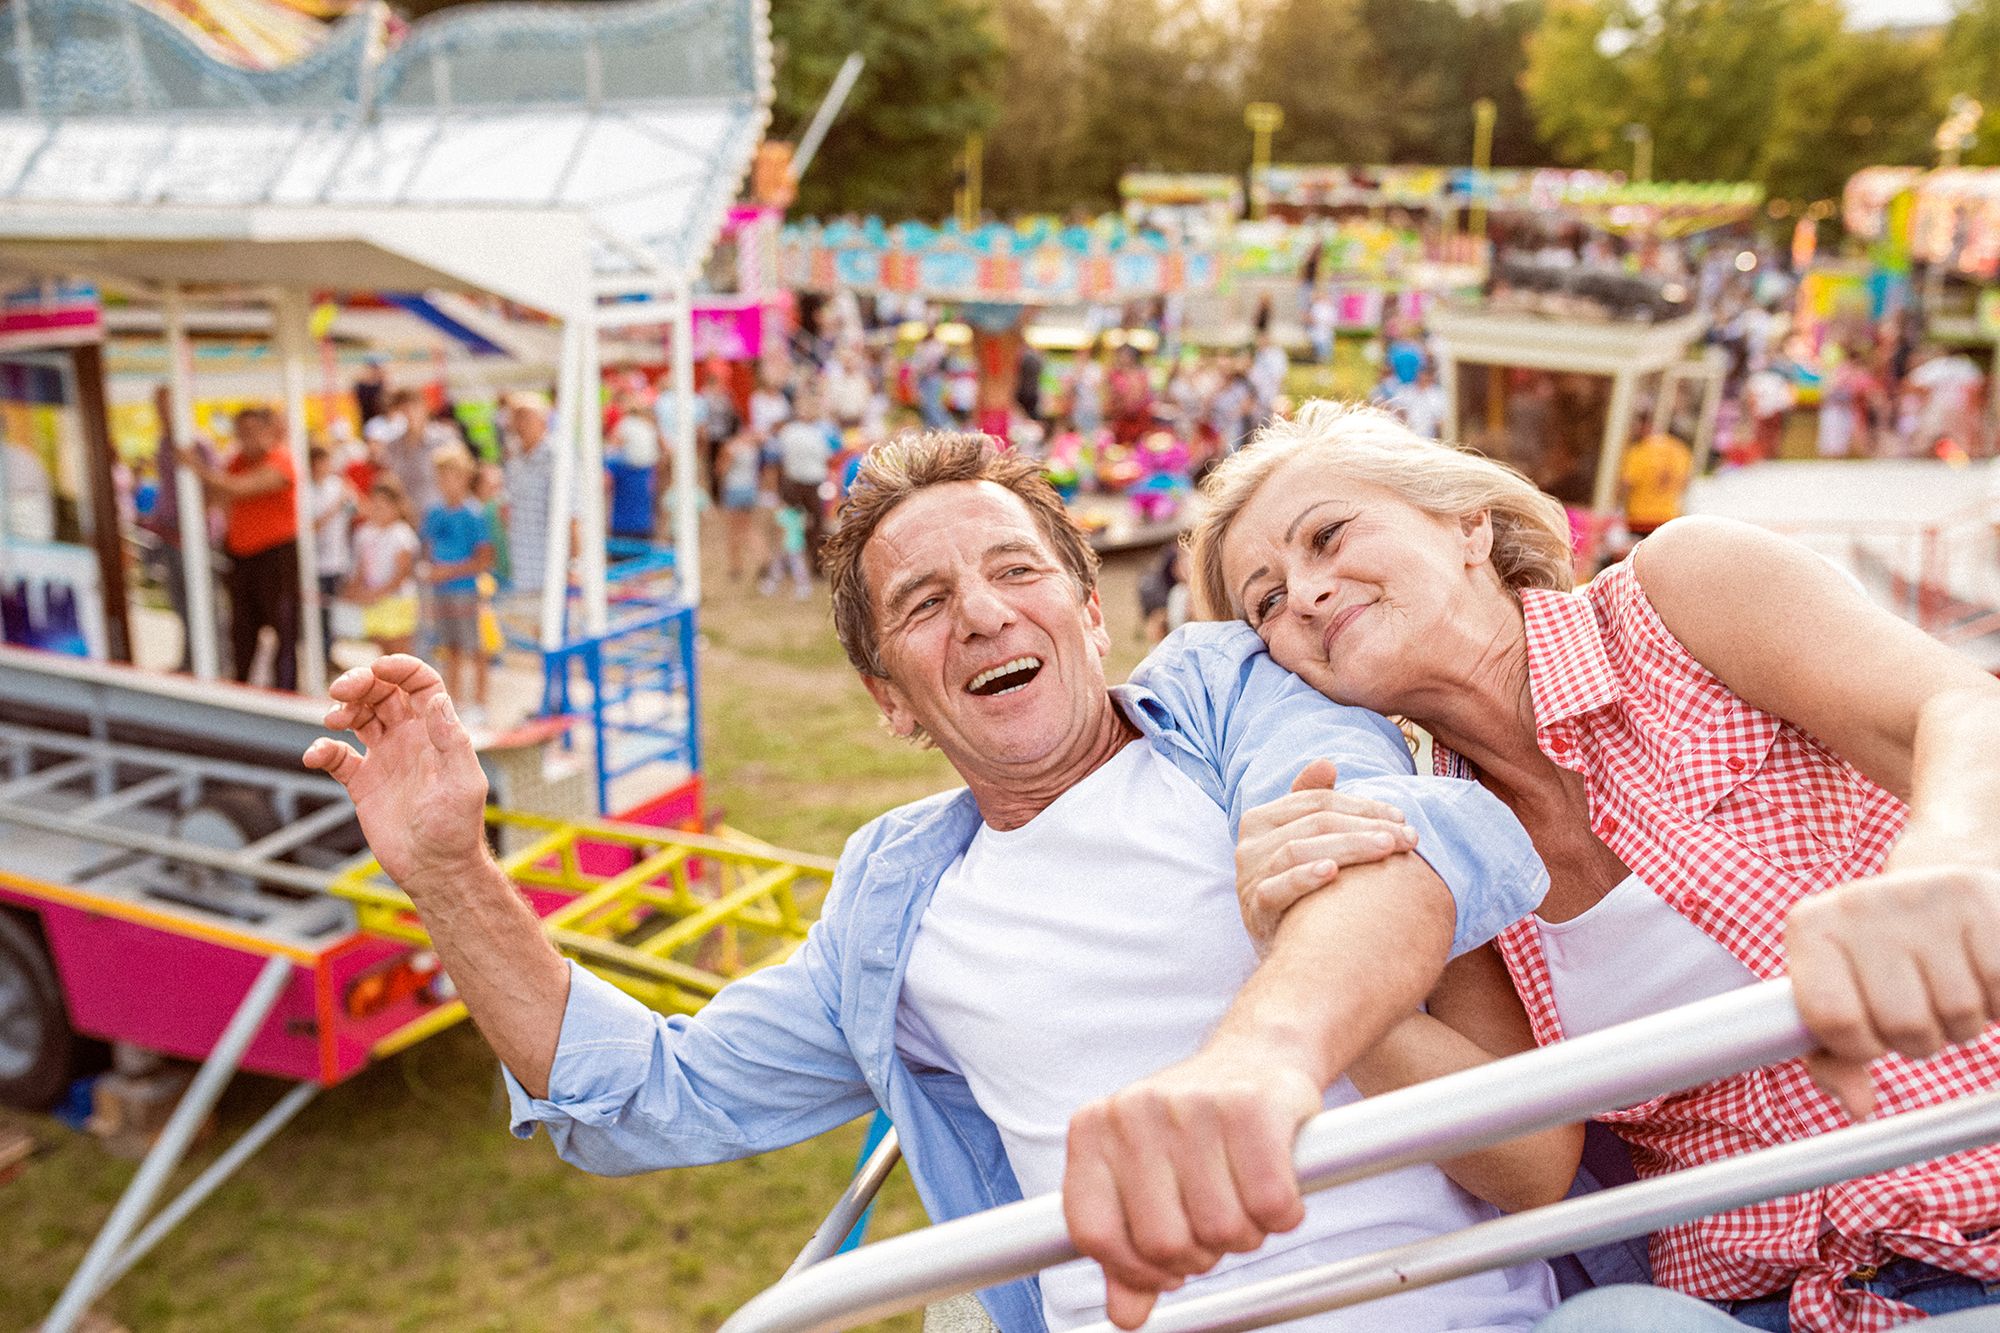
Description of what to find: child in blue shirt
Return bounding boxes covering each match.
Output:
[763,504,811,601]
[420,443,494,723]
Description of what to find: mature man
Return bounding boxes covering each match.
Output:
[305,433,1553,1331]
[193,405,300,691]
[498,395,578,601]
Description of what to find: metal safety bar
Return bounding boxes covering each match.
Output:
[722,981,1998,1333]
[1079,1089,2000,1333]
[783,1126,905,1280]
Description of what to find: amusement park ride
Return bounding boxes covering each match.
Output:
[2,3,1998,1332]
[0,0,844,1327]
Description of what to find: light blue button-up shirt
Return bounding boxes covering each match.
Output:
[505,622,1547,1332]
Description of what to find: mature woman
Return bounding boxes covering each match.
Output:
[1187,401,2000,1332]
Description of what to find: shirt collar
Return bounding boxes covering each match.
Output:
[1518,584,1621,731]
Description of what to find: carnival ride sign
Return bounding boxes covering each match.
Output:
[778,219,1221,306]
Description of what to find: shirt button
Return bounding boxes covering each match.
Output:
[1548,734,1570,755]
[1600,816,1619,835]
[1724,755,1747,773]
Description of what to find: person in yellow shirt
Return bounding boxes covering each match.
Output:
[1620,429,1693,536]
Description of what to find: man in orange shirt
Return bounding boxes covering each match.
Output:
[194,406,301,690]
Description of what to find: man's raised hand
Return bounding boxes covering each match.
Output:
[304,655,490,891]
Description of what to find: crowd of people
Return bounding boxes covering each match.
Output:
[136,383,571,721]
[125,245,1995,720]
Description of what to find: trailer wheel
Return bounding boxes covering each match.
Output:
[0,911,82,1111]
[175,789,283,895]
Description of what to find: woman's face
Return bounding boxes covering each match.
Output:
[1219,453,1493,713]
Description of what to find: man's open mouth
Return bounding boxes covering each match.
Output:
[965,656,1043,697]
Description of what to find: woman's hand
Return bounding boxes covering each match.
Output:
[1236,758,1418,953]
[1786,836,2000,1119]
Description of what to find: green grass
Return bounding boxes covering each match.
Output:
[1,532,1159,1332]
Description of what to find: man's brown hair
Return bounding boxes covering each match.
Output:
[823,431,1100,678]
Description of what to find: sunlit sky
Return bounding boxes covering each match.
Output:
[1842,0,1953,26]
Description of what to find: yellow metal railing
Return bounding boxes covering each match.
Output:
[336,809,837,1048]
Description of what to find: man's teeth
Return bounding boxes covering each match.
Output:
[968,656,1042,695]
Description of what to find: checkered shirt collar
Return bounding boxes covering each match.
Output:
[1517,584,1621,732]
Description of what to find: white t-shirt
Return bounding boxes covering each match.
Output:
[897,740,1555,1332]
[776,419,832,487]
[749,388,792,438]
[311,473,353,577]
[610,413,662,468]
[1535,873,1758,1038]
[350,519,420,598]
[1393,384,1450,441]
[1909,354,1982,402]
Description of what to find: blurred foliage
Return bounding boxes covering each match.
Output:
[1943,0,2000,165]
[394,0,1980,217]
[771,0,1003,217]
[1524,0,1948,206]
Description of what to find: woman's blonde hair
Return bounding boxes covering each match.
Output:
[1188,400,1574,620]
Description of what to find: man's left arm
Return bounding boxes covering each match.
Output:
[1133,624,1546,957]
[1066,850,1455,1329]
[1072,628,1545,1329]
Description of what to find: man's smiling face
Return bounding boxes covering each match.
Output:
[859,481,1114,789]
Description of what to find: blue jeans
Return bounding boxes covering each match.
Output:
[1533,1261,2000,1330]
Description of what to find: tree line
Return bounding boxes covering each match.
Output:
[768,0,2000,222]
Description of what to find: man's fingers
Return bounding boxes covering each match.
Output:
[1266,830,1410,874]
[1787,906,1886,1065]
[1160,1099,1267,1256]
[1970,893,2000,1019]
[322,701,386,746]
[1915,940,1993,1047]
[1264,809,1416,848]
[1219,1105,1306,1239]
[1064,1117,1191,1306]
[366,652,449,697]
[1289,757,1341,794]
[1242,788,1406,835]
[1104,1279,1163,1332]
[1847,946,1945,1060]
[1804,1052,1878,1121]
[302,737,363,787]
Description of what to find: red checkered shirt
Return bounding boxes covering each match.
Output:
[1434,558,2000,1332]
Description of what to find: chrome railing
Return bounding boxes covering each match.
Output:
[728,980,2000,1333]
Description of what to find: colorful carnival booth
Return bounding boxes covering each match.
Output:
[1841,165,2000,439]
[779,215,1224,547]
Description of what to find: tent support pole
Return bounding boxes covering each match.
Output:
[577,314,607,635]
[671,272,700,605]
[165,285,218,682]
[1593,368,1638,526]
[539,321,582,652]
[279,290,324,697]
[72,341,132,662]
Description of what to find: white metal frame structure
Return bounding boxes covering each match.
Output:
[1428,306,1720,524]
[728,982,2000,1333]
[0,0,774,673]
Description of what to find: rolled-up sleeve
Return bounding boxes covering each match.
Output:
[1124,623,1547,958]
[500,907,877,1175]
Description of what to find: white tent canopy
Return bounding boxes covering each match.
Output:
[0,0,772,682]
